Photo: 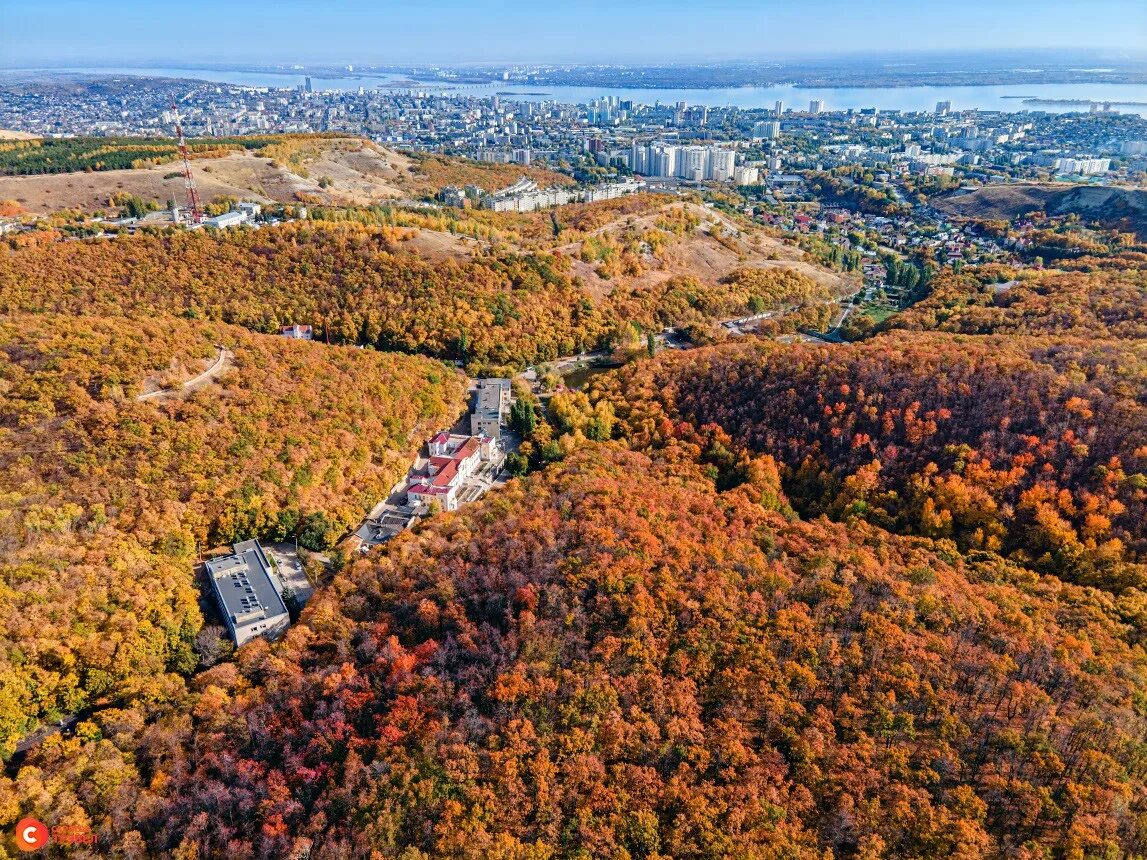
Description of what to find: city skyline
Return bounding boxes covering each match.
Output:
[2,0,1145,67]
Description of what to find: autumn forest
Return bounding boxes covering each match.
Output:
[0,194,1144,860]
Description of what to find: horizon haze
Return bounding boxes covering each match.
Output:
[2,0,1145,67]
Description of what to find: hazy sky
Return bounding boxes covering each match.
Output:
[2,0,1145,66]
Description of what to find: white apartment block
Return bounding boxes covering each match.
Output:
[1058,157,1111,175]
[629,141,740,182]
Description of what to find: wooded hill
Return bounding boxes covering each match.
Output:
[592,333,1147,596]
[886,263,1147,339]
[0,312,464,757]
[0,214,1144,858]
[0,223,835,368]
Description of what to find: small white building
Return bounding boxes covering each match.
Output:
[203,211,246,229]
[280,324,314,340]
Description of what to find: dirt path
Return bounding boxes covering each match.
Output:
[137,346,232,402]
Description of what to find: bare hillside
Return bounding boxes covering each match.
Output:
[933,184,1059,220]
[0,138,583,215]
[0,138,416,213]
[935,183,1147,237]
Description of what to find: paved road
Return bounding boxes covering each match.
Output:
[13,714,78,758]
[137,346,232,402]
[823,286,872,336]
[9,704,112,775]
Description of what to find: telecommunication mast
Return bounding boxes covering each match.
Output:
[170,99,202,224]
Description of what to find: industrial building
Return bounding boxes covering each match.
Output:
[202,210,246,229]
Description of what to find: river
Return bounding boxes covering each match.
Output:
[8,66,1147,116]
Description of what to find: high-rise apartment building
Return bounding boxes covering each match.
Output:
[708,147,736,181]
[679,145,708,180]
[628,142,738,182]
[652,143,678,178]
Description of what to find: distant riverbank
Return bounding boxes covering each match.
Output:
[1022,97,1147,108]
[6,66,1147,116]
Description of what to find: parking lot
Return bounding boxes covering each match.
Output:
[264,542,315,607]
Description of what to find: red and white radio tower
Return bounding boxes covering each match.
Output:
[171,99,202,224]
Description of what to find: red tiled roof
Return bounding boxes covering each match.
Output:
[431,459,459,487]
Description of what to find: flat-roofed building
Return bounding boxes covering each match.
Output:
[470,378,511,439]
[202,210,246,229]
[205,539,290,646]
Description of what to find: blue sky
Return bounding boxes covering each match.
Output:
[2,0,1145,66]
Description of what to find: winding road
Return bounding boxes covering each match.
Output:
[137,346,233,402]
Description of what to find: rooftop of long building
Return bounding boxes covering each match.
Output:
[205,539,288,629]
